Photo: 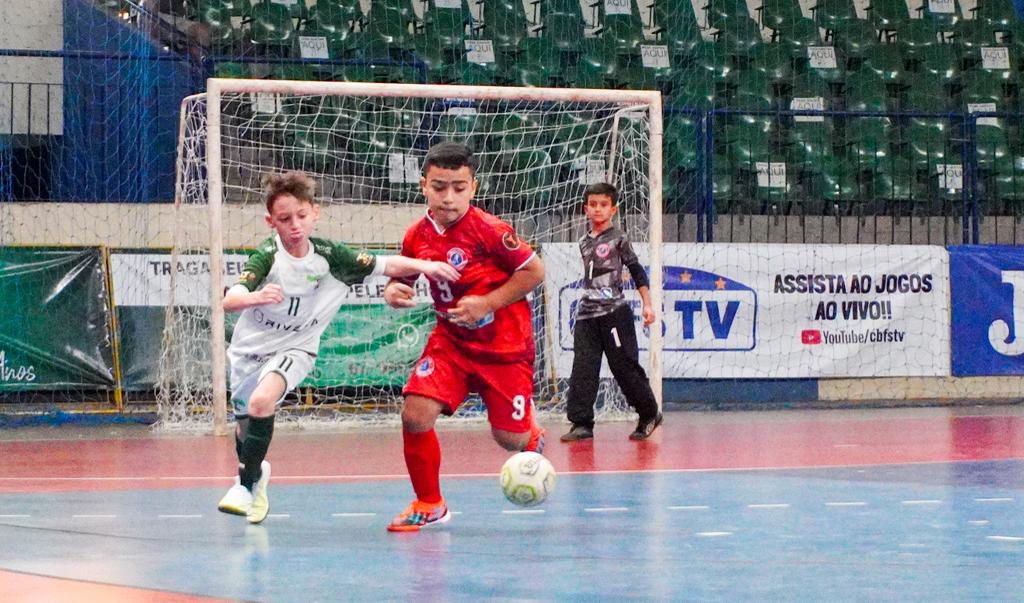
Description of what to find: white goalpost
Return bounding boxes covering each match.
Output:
[162,79,662,434]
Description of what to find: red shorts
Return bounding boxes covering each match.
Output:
[403,332,535,433]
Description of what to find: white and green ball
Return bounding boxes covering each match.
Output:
[500,451,556,507]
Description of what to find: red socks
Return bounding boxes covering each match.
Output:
[402,428,442,504]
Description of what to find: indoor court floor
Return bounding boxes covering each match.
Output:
[1,405,1023,601]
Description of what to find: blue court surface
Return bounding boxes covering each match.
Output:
[0,408,1023,601]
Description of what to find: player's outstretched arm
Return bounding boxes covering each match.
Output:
[382,256,461,283]
[223,283,284,313]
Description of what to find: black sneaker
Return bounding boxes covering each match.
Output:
[560,425,594,442]
[629,412,663,440]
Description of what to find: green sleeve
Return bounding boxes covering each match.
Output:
[237,238,277,291]
[322,239,377,285]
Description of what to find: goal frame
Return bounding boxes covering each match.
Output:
[199,78,664,436]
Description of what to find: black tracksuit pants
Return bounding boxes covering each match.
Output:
[566,304,659,429]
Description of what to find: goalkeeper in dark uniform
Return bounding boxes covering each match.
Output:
[560,183,663,442]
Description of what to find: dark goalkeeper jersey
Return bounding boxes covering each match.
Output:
[576,226,649,321]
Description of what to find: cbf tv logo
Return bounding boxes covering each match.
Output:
[558,266,757,351]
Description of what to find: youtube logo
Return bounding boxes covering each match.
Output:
[801,329,822,345]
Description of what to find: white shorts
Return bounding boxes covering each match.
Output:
[228,349,315,417]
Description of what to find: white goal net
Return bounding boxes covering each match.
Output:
[161,80,662,433]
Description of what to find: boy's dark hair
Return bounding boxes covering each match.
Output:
[422,141,477,175]
[584,182,618,205]
[262,171,316,212]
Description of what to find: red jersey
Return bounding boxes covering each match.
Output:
[401,206,537,363]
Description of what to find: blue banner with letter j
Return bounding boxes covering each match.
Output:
[949,245,1024,376]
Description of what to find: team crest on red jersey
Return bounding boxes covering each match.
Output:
[501,231,521,250]
[416,357,435,377]
[446,247,468,269]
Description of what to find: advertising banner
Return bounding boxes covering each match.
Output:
[0,247,115,391]
[110,251,434,389]
[544,243,951,378]
[949,245,1024,376]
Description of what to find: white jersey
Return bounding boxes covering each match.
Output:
[227,234,386,358]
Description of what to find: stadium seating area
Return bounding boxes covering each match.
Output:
[119,0,1024,215]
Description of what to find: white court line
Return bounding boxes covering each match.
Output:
[902,499,942,506]
[72,514,116,518]
[0,514,31,518]
[974,497,1014,503]
[502,509,545,514]
[968,520,991,525]
[584,507,629,513]
[696,531,733,537]
[267,514,290,519]
[747,503,790,509]
[668,505,710,511]
[987,536,1024,542]
[158,514,202,519]
[331,512,376,517]
[825,501,867,507]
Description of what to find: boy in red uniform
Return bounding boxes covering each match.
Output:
[383,142,546,532]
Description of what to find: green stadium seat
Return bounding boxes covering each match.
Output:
[952,19,999,60]
[777,17,824,58]
[364,4,415,50]
[539,11,586,52]
[897,18,940,61]
[844,69,892,170]
[595,0,647,53]
[867,0,911,33]
[652,0,704,59]
[831,18,878,59]
[870,156,923,202]
[495,149,555,210]
[482,0,532,50]
[515,36,565,86]
[665,112,701,171]
[665,69,718,109]
[585,32,635,83]
[692,41,737,92]
[810,0,858,32]
[421,0,472,43]
[716,16,765,58]
[816,155,860,203]
[285,114,338,172]
[919,42,962,88]
[304,0,359,51]
[861,43,907,86]
[758,0,806,35]
[729,72,777,166]
[705,0,753,30]
[750,42,794,84]
[791,69,830,99]
[972,0,1019,29]
[787,117,835,167]
[249,1,297,54]
[415,26,462,83]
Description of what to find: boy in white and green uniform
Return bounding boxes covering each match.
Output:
[218,172,461,524]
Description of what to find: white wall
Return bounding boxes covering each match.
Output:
[0,0,63,135]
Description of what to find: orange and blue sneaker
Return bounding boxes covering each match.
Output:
[523,423,546,454]
[386,498,451,532]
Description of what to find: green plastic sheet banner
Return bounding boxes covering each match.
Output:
[0,247,115,391]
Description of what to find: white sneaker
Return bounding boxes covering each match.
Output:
[218,477,252,516]
[247,460,271,524]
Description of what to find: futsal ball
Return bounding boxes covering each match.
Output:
[500,451,556,507]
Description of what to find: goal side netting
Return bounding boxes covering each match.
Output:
[160,80,662,433]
